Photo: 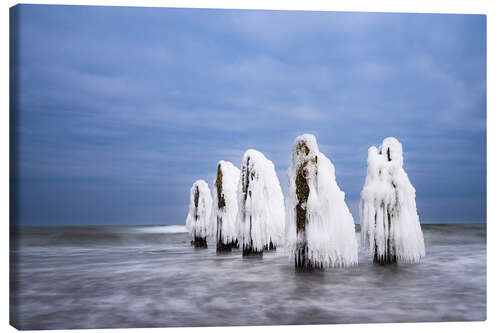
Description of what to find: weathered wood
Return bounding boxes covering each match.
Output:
[215,164,238,252]
[194,185,199,210]
[216,164,225,209]
[241,157,263,256]
[373,204,397,264]
[373,149,397,265]
[243,246,263,256]
[294,140,320,268]
[243,215,262,256]
[216,217,232,252]
[191,185,207,248]
[242,214,263,257]
[215,165,231,252]
[264,240,276,251]
[191,235,207,248]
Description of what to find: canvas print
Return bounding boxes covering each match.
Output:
[9,4,486,330]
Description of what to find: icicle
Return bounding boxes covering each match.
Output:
[286,134,358,269]
[237,149,285,256]
[360,137,425,264]
[185,179,212,248]
[211,161,240,252]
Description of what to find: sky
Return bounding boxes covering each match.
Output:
[10,5,486,226]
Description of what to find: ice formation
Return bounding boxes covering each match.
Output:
[237,149,285,255]
[185,179,212,248]
[286,134,358,269]
[211,161,241,251]
[359,137,425,264]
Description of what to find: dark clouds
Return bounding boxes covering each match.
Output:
[11,5,486,225]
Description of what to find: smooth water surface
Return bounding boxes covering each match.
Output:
[10,224,486,330]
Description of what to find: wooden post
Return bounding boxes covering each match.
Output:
[190,185,207,248]
[264,239,276,251]
[373,209,397,264]
[294,140,318,269]
[241,156,263,257]
[373,148,397,264]
[215,164,233,252]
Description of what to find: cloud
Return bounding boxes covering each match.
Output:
[355,62,393,79]
[12,5,486,225]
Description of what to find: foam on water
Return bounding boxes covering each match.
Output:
[10,224,486,330]
[134,225,188,234]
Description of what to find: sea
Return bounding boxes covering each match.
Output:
[10,224,486,330]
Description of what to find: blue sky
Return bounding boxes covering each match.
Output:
[10,5,486,225]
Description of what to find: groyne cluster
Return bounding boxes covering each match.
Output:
[185,134,425,269]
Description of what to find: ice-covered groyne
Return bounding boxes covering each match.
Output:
[359,137,425,264]
[185,179,212,248]
[211,161,240,252]
[286,134,358,269]
[237,149,285,256]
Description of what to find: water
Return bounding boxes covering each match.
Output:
[10,224,486,330]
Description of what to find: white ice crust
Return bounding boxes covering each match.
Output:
[210,160,240,244]
[286,134,358,268]
[359,137,425,263]
[185,179,212,238]
[237,149,285,251]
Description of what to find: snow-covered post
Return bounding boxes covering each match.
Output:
[293,138,316,267]
[185,180,212,248]
[212,161,240,252]
[238,149,285,256]
[286,134,358,269]
[359,137,425,264]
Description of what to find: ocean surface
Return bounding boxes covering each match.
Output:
[10,224,486,330]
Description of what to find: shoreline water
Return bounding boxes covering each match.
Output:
[10,224,486,330]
